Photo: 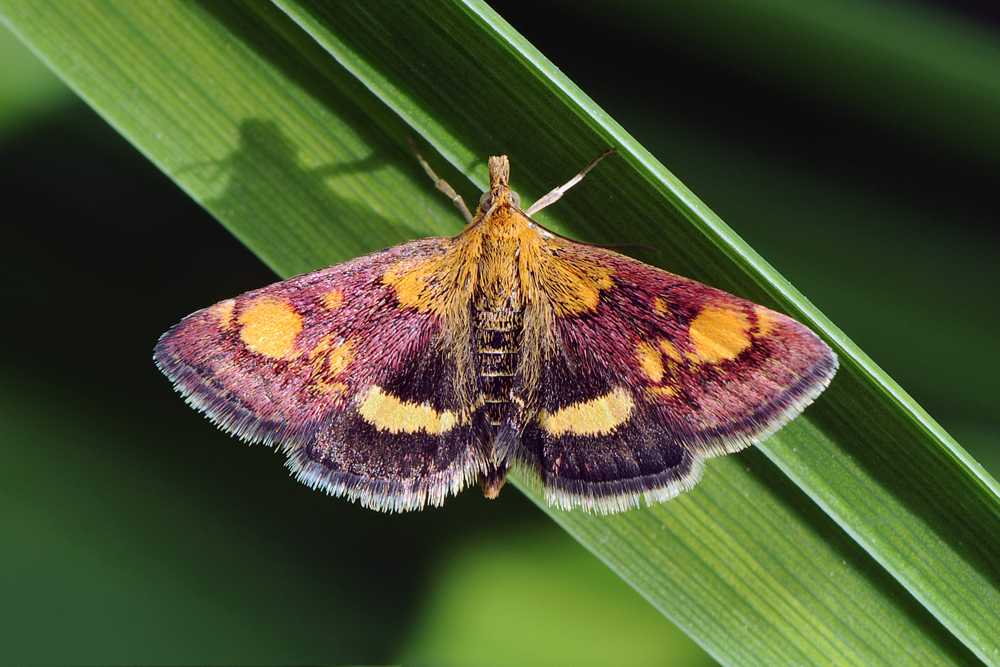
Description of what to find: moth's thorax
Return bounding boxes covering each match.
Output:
[471,202,539,309]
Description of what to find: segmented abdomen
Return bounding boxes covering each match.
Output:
[475,309,521,431]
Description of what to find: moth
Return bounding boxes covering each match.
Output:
[155,149,837,514]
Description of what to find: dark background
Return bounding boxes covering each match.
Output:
[1,1,997,664]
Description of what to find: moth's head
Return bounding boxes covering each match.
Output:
[477,154,521,217]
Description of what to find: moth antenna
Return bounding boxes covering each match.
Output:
[525,147,615,216]
[407,136,474,225]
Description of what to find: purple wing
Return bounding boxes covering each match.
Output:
[518,245,837,513]
[155,238,484,511]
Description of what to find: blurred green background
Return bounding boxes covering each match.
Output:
[1,1,997,665]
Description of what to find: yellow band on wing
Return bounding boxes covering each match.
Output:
[357,386,459,435]
[538,388,634,437]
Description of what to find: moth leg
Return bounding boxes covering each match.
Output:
[408,137,474,225]
[525,148,615,216]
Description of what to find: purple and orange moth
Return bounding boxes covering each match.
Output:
[155,149,837,513]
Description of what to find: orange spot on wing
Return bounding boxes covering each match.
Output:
[530,243,614,316]
[308,335,354,396]
[635,341,664,382]
[658,338,683,363]
[321,289,344,311]
[238,297,302,359]
[382,257,443,313]
[687,305,751,363]
[653,297,670,317]
[382,240,478,316]
[755,306,779,337]
[648,385,678,399]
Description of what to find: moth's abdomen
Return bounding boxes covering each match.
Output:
[475,309,521,431]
